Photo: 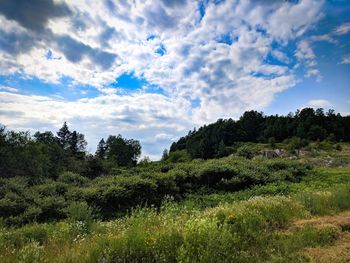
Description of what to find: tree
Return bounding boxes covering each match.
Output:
[70,131,78,154]
[83,154,105,178]
[105,135,141,166]
[139,156,151,165]
[268,137,276,149]
[57,122,71,150]
[96,138,107,159]
[57,122,86,156]
[161,149,169,161]
[217,140,228,157]
[308,125,327,141]
[34,131,58,145]
[69,131,87,156]
[239,110,264,142]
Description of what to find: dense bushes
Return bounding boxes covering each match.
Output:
[0,157,312,225]
[1,182,349,263]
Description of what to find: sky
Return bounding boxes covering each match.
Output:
[0,0,349,159]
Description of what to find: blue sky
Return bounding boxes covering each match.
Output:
[0,0,349,159]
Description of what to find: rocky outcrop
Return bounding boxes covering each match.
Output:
[259,149,285,159]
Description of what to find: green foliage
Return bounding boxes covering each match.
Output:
[236,145,254,159]
[170,108,350,159]
[166,150,191,163]
[1,112,350,262]
[58,172,88,186]
[67,201,94,223]
[104,135,141,167]
[4,186,350,261]
[0,156,312,225]
[1,182,348,262]
[268,137,276,148]
[67,201,94,236]
[16,241,46,263]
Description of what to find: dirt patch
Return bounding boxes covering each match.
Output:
[303,232,350,263]
[291,211,350,262]
[292,211,350,229]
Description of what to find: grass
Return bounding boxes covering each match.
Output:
[0,166,349,262]
[1,143,350,262]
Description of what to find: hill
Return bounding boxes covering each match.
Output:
[170,108,350,159]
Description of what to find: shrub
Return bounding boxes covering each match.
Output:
[66,201,94,236]
[236,145,254,159]
[58,172,88,186]
[167,150,191,163]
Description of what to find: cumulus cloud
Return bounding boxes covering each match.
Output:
[334,23,350,35]
[0,0,71,32]
[0,86,18,93]
[340,54,350,64]
[0,91,191,157]
[307,99,332,107]
[0,0,330,158]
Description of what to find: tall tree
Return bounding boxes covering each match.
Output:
[161,149,169,161]
[105,135,141,166]
[69,131,87,155]
[96,138,106,159]
[239,110,264,142]
[34,131,58,145]
[57,122,71,150]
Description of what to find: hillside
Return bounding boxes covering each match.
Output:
[0,141,350,262]
[170,108,350,159]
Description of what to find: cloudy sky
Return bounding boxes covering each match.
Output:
[0,0,349,159]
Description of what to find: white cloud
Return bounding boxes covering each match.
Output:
[267,0,324,41]
[340,54,350,64]
[334,23,350,35]
[0,86,18,93]
[307,99,332,107]
[0,91,192,159]
[309,34,337,44]
[295,40,322,81]
[0,0,328,157]
[271,50,291,64]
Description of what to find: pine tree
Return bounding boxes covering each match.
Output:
[69,131,78,154]
[96,138,106,159]
[57,122,71,150]
[161,149,169,161]
[217,140,227,157]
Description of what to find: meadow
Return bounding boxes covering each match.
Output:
[0,143,349,262]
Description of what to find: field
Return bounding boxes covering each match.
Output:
[0,143,350,262]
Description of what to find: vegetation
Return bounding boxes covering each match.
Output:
[170,108,350,159]
[0,108,349,262]
[0,122,141,180]
[0,156,312,225]
[0,168,349,262]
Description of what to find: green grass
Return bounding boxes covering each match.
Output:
[1,144,350,262]
[0,167,349,262]
[182,167,350,210]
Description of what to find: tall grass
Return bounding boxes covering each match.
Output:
[1,178,349,262]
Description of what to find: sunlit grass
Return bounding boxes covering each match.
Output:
[1,168,349,262]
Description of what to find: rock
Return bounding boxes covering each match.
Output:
[259,149,284,159]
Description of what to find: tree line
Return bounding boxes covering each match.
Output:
[170,108,350,159]
[0,122,141,179]
[1,107,349,180]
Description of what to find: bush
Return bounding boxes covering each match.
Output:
[58,172,88,186]
[167,150,191,163]
[236,145,254,159]
[66,202,95,237]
